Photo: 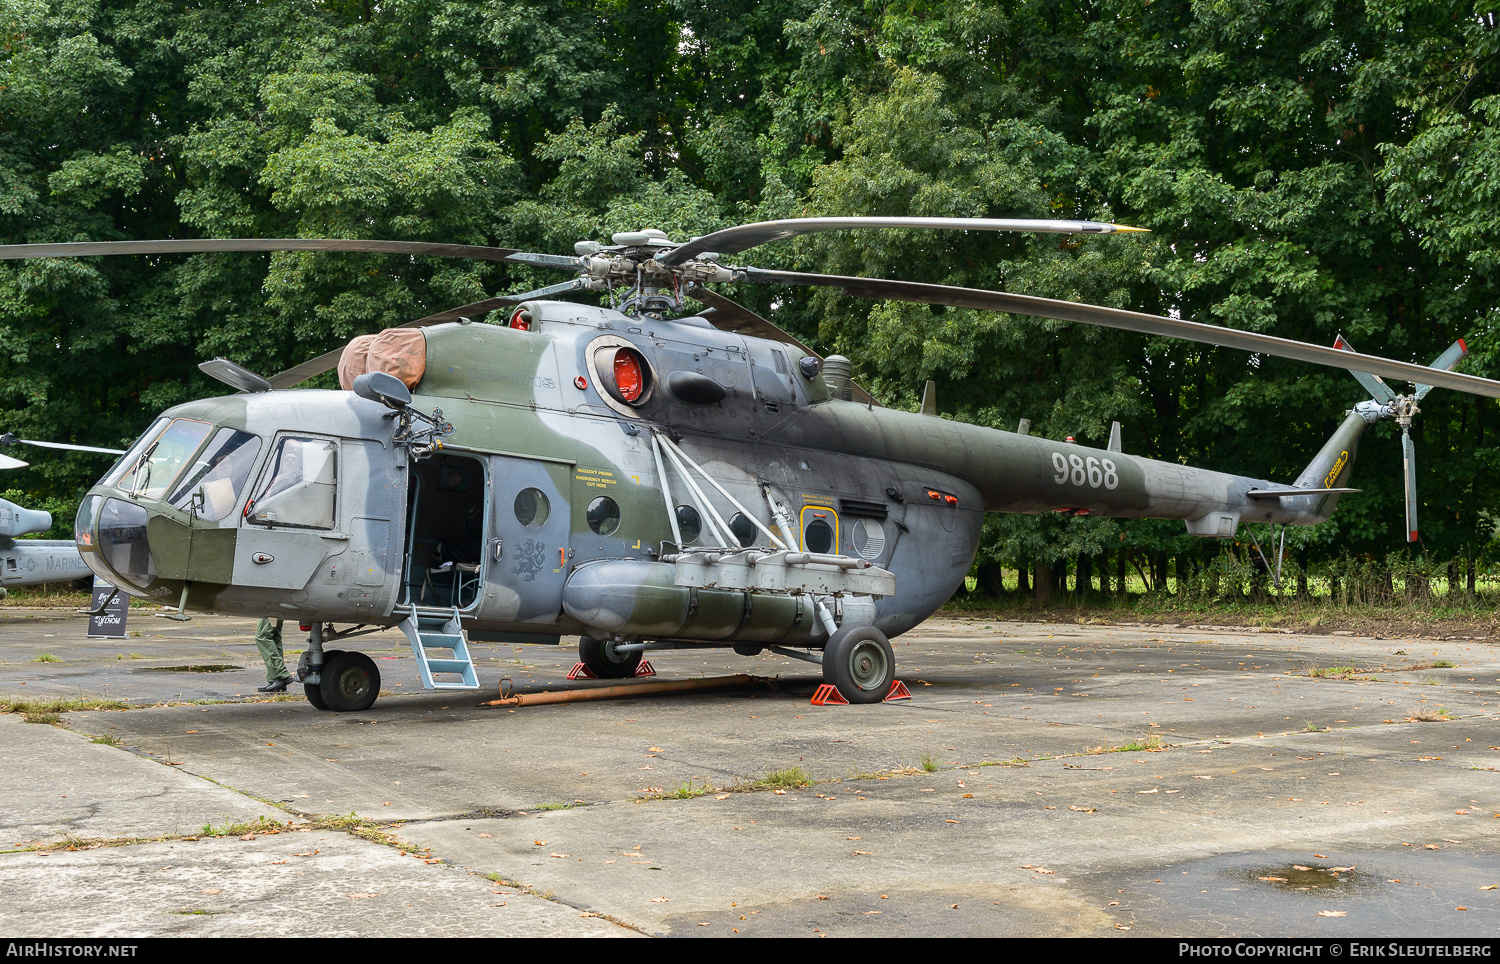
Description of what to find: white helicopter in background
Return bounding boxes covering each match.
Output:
[0,437,123,598]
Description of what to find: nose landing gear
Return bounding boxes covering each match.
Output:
[299,648,380,712]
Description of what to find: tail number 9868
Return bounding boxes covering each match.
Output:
[1052,452,1119,490]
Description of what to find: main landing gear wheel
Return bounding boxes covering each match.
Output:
[822,625,895,704]
[319,651,381,712]
[579,635,642,679]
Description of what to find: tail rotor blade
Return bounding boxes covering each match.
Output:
[1333,335,1397,403]
[1402,429,1419,543]
[1415,338,1469,401]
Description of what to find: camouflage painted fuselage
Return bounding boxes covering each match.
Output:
[74,300,1365,645]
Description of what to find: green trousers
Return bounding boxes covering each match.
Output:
[255,617,290,683]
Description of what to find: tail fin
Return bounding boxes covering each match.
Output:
[1263,409,1376,525]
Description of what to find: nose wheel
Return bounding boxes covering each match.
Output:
[320,651,381,712]
[822,625,895,704]
[299,649,340,710]
[300,649,380,712]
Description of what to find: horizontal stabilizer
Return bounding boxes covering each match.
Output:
[1245,487,1360,499]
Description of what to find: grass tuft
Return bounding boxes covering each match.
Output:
[0,696,129,715]
[734,767,812,792]
[199,815,294,838]
[1307,665,1362,679]
[641,780,713,801]
[1409,707,1453,722]
[1108,735,1164,753]
[33,654,59,663]
[920,752,939,772]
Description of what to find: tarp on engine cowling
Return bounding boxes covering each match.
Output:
[338,328,427,390]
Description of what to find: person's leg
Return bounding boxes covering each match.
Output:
[255,617,291,689]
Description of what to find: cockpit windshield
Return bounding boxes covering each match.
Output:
[101,418,167,489]
[166,428,262,520]
[108,418,213,500]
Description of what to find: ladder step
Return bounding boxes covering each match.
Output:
[415,634,465,648]
[399,608,480,691]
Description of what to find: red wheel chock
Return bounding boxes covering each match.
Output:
[568,661,655,680]
[811,680,911,705]
[810,684,849,706]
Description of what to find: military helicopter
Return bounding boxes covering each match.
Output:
[0,450,98,597]
[4,217,1496,711]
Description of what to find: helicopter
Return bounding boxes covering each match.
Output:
[0,449,103,598]
[3,217,1497,711]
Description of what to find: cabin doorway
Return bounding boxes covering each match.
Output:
[401,453,487,611]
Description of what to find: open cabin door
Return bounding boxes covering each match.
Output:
[475,454,571,634]
[400,453,488,612]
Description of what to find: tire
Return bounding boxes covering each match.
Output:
[319,651,381,712]
[822,624,895,704]
[300,649,342,711]
[579,635,641,679]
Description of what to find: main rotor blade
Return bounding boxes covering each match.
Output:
[266,278,591,389]
[1333,335,1397,403]
[660,217,1144,266]
[1415,338,1469,401]
[684,284,880,407]
[0,453,27,470]
[0,436,125,455]
[1402,430,1419,543]
[741,269,1500,400]
[0,238,535,263]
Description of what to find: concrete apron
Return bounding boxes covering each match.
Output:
[1,609,1497,936]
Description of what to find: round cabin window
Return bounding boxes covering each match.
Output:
[675,504,702,545]
[514,488,550,529]
[804,517,835,554]
[587,496,621,536]
[728,512,757,547]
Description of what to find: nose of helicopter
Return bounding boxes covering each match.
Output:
[77,494,158,592]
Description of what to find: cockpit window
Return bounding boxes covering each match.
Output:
[102,418,167,489]
[114,418,214,500]
[245,436,337,529]
[167,429,262,521]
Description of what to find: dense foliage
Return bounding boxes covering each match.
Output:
[2,0,1497,586]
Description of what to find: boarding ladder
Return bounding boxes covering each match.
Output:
[398,604,480,690]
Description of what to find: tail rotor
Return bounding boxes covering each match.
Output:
[1333,336,1467,543]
